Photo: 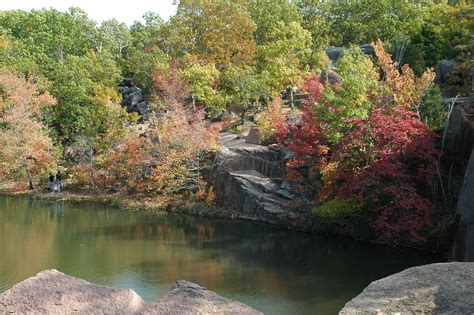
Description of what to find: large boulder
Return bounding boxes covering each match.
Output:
[0,270,262,314]
[435,59,458,84]
[245,127,262,145]
[340,262,474,314]
[320,69,343,85]
[0,269,145,314]
[326,47,344,62]
[453,149,474,261]
[143,280,261,314]
[118,79,151,121]
[325,44,374,62]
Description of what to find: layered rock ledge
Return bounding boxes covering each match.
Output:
[0,269,261,314]
[340,262,474,314]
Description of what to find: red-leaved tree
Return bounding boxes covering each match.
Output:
[321,108,439,244]
[152,60,189,106]
[283,73,328,198]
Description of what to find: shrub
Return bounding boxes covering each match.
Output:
[313,198,364,219]
[322,108,439,245]
[256,98,286,144]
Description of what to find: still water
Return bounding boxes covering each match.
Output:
[0,196,441,314]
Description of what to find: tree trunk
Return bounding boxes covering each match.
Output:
[290,88,295,110]
[26,165,34,190]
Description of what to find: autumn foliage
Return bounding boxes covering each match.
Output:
[0,71,57,189]
[152,60,190,106]
[277,42,439,245]
[103,102,221,196]
[373,39,435,116]
[321,109,439,244]
[282,74,327,197]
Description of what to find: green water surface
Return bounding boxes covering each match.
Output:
[0,196,441,314]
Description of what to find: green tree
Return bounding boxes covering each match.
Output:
[320,46,382,143]
[222,66,268,123]
[180,56,225,114]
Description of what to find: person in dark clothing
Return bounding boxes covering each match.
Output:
[49,173,55,192]
[56,171,63,193]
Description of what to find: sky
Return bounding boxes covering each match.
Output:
[0,0,177,25]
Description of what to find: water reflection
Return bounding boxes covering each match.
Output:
[0,196,441,314]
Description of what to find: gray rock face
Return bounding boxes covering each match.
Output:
[325,44,373,62]
[435,59,458,84]
[0,269,146,314]
[340,262,474,315]
[453,149,474,261]
[320,69,343,85]
[326,47,344,62]
[446,99,474,261]
[118,79,151,121]
[143,280,261,315]
[214,133,298,224]
[245,127,262,145]
[0,270,262,314]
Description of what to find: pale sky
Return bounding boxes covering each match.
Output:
[0,0,177,25]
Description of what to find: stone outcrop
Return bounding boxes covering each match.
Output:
[143,280,260,315]
[340,262,474,315]
[320,69,342,85]
[326,47,344,62]
[453,149,474,261]
[446,97,474,261]
[213,133,299,225]
[435,59,458,85]
[0,270,261,314]
[118,78,151,121]
[325,44,374,62]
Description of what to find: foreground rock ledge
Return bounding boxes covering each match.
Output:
[340,262,474,314]
[0,269,261,314]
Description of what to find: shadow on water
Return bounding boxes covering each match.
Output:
[0,196,442,314]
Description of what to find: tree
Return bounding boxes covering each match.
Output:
[98,19,131,58]
[295,0,333,52]
[0,71,57,189]
[321,109,439,245]
[152,60,190,107]
[320,46,382,143]
[282,74,327,199]
[373,39,435,118]
[124,13,169,94]
[164,0,257,69]
[103,103,220,195]
[222,66,268,123]
[180,56,225,114]
[244,0,311,96]
[296,0,428,48]
[256,21,312,96]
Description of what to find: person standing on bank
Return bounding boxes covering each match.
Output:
[56,171,63,193]
[49,173,55,192]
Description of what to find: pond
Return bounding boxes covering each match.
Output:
[0,196,441,314]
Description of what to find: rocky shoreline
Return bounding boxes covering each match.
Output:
[2,263,472,314]
[340,262,474,314]
[0,270,261,314]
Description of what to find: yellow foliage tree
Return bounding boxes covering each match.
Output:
[373,39,435,118]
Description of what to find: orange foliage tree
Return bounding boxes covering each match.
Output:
[373,39,435,117]
[0,70,57,189]
[103,103,221,196]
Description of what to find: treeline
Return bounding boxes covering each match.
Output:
[0,0,472,245]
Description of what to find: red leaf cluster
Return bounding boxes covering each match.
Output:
[322,108,439,244]
[283,74,327,198]
[152,60,189,105]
